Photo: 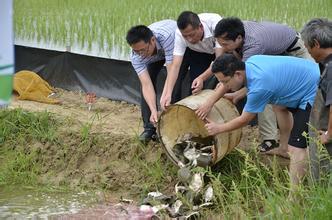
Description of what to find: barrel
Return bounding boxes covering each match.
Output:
[157,89,242,166]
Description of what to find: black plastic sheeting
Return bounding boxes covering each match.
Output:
[15,45,174,105]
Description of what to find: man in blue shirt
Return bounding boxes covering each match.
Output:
[196,17,313,153]
[205,54,319,186]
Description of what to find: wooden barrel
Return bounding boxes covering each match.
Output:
[158,89,242,166]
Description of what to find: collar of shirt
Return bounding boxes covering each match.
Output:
[201,20,214,41]
[155,38,162,51]
[319,53,332,73]
[322,53,332,66]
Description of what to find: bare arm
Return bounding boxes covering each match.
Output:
[139,70,158,123]
[161,63,172,98]
[160,55,183,110]
[205,111,256,135]
[195,83,230,119]
[224,87,248,104]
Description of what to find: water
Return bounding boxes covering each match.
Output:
[0,186,99,219]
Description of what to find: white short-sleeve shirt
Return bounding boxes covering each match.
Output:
[173,13,222,56]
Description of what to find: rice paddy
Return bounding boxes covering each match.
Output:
[14,0,332,59]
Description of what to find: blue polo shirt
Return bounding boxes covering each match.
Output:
[244,55,320,113]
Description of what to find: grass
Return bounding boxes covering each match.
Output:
[0,108,331,219]
[14,0,332,58]
[0,108,57,145]
[197,147,332,219]
[0,109,58,186]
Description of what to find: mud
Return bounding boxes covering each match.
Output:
[8,88,288,200]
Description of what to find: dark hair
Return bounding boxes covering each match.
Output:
[211,54,245,76]
[301,18,332,48]
[126,25,153,45]
[177,11,201,30]
[214,17,245,40]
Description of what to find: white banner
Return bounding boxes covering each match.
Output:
[0,0,13,107]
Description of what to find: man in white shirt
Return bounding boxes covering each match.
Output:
[160,11,224,110]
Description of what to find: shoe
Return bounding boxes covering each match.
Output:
[259,140,278,152]
[139,130,158,144]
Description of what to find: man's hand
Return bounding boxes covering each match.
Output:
[196,101,213,120]
[160,93,171,111]
[191,77,204,94]
[319,130,332,144]
[150,110,158,126]
[204,118,222,136]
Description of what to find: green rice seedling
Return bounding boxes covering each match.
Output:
[14,0,331,56]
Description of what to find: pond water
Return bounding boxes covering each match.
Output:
[0,186,99,219]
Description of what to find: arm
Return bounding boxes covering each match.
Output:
[205,111,256,135]
[224,87,248,104]
[138,70,158,124]
[160,55,183,110]
[191,47,225,94]
[195,82,230,119]
[160,63,171,99]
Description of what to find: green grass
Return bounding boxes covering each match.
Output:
[0,108,330,219]
[0,109,58,185]
[14,0,332,56]
[196,148,332,219]
[0,108,57,145]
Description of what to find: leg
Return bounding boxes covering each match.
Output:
[287,104,312,187]
[266,105,293,158]
[289,146,307,186]
[140,60,165,142]
[258,104,279,152]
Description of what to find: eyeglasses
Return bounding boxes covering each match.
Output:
[133,41,150,56]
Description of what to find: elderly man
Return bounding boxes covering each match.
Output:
[126,20,181,144]
[196,17,312,154]
[160,11,223,110]
[301,18,332,180]
[205,54,319,187]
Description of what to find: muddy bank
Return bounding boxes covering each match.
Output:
[4,88,285,199]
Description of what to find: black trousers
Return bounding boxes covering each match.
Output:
[141,48,218,132]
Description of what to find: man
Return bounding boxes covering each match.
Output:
[196,17,312,153]
[205,54,319,186]
[160,11,223,110]
[126,20,180,144]
[301,18,332,180]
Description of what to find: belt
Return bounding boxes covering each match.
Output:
[286,36,300,52]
